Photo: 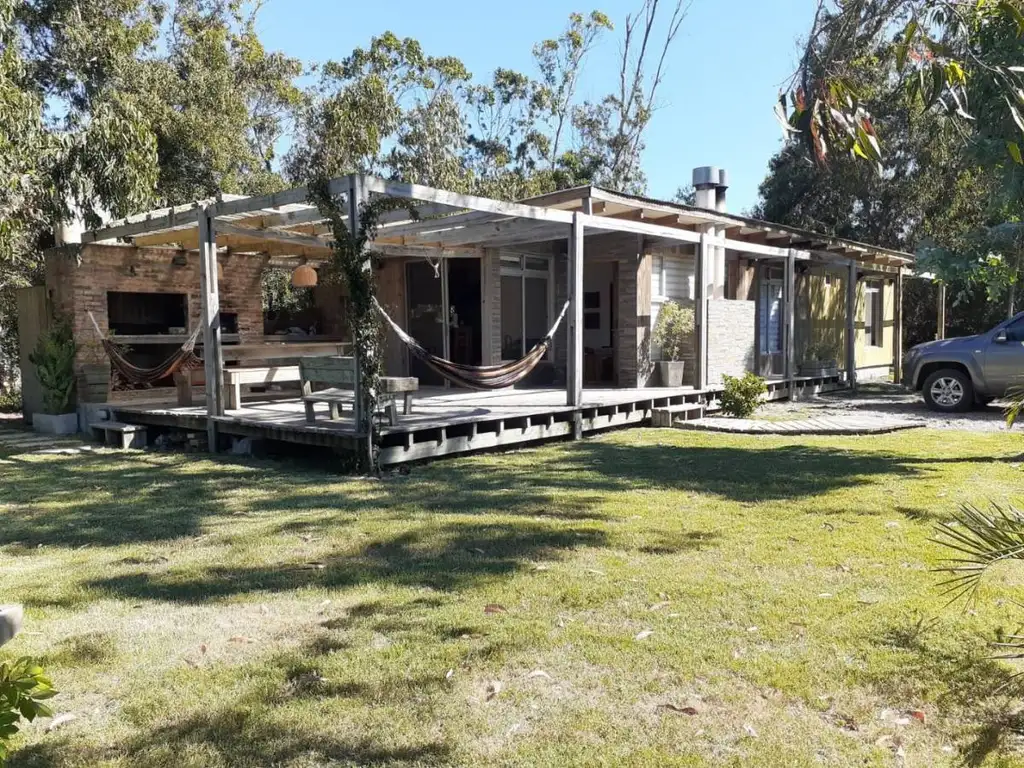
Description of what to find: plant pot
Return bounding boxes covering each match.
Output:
[798,360,839,378]
[0,605,22,647]
[657,360,686,388]
[32,411,80,435]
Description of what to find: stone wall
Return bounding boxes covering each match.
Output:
[706,299,756,385]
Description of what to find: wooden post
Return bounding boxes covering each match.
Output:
[753,262,762,376]
[784,250,796,401]
[197,204,223,451]
[695,233,710,391]
[893,269,904,383]
[346,174,366,429]
[846,259,858,393]
[568,213,584,437]
[937,282,947,340]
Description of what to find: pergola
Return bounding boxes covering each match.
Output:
[81,174,914,447]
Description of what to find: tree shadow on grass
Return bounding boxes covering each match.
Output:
[87,521,609,600]
[870,619,1024,767]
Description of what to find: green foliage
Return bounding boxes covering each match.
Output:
[0,657,56,764]
[783,0,1024,169]
[803,342,838,363]
[1008,384,1023,429]
[0,388,21,414]
[28,315,76,415]
[651,300,693,362]
[719,372,767,419]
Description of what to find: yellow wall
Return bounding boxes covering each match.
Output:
[798,267,895,375]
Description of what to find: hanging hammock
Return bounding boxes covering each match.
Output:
[88,312,205,387]
[374,297,570,390]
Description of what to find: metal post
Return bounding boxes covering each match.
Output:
[198,204,223,451]
[846,259,858,393]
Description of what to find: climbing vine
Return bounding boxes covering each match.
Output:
[308,177,416,472]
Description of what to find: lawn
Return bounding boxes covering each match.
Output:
[2,428,1024,767]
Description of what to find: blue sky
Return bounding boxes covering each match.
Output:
[256,0,814,214]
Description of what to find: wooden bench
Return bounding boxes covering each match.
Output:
[174,341,349,407]
[299,357,418,426]
[223,366,300,410]
[90,421,147,449]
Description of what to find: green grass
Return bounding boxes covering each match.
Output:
[2,429,1024,767]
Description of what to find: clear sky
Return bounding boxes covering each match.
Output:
[255,0,814,215]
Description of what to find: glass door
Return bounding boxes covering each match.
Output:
[405,260,445,386]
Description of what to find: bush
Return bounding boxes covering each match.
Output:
[803,341,838,363]
[720,372,767,418]
[0,389,21,414]
[651,301,694,362]
[28,316,77,415]
[0,658,56,764]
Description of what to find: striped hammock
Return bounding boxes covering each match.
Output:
[374,298,570,390]
[88,310,205,386]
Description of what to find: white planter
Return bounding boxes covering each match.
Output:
[0,605,23,647]
[32,412,80,435]
[657,360,686,388]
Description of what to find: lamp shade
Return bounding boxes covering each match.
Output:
[291,264,318,288]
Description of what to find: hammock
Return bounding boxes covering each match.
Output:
[88,312,204,386]
[374,298,570,390]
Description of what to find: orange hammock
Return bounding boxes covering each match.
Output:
[88,312,204,386]
[375,298,570,390]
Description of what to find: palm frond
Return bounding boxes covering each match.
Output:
[1007,383,1023,429]
[932,502,1024,608]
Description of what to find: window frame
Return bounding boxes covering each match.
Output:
[864,280,884,347]
[500,253,554,361]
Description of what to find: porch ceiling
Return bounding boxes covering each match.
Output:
[79,175,913,273]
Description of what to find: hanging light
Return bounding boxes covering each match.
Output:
[291,264,318,288]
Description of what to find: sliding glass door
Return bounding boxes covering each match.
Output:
[500,255,552,361]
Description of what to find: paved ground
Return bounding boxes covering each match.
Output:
[0,421,93,455]
[682,412,920,435]
[749,382,1014,433]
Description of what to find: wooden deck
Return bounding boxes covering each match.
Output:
[110,376,844,465]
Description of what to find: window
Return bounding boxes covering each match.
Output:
[864,281,883,347]
[759,270,783,354]
[1004,316,1024,342]
[652,254,666,298]
[500,255,551,360]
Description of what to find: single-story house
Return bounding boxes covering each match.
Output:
[17,169,915,463]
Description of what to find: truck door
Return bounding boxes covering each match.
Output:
[984,315,1024,396]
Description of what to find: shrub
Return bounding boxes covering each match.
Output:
[720,372,767,418]
[0,389,21,414]
[0,658,56,764]
[652,301,694,362]
[803,341,839,363]
[28,316,77,415]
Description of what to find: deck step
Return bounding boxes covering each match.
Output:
[650,403,705,427]
[89,421,147,449]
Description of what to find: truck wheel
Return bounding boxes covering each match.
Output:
[922,369,974,413]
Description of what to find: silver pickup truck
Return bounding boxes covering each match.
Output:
[902,312,1024,412]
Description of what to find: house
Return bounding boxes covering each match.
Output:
[18,169,914,464]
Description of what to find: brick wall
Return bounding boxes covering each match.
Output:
[706,299,756,385]
[482,249,502,365]
[44,243,267,376]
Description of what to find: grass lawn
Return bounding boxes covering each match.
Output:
[2,428,1024,767]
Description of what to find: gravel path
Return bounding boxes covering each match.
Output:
[757,383,1017,433]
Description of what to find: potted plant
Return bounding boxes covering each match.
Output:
[652,300,695,387]
[799,342,839,377]
[28,315,79,435]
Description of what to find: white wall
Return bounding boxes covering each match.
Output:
[650,250,696,358]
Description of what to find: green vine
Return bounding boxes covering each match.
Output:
[307,178,417,473]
